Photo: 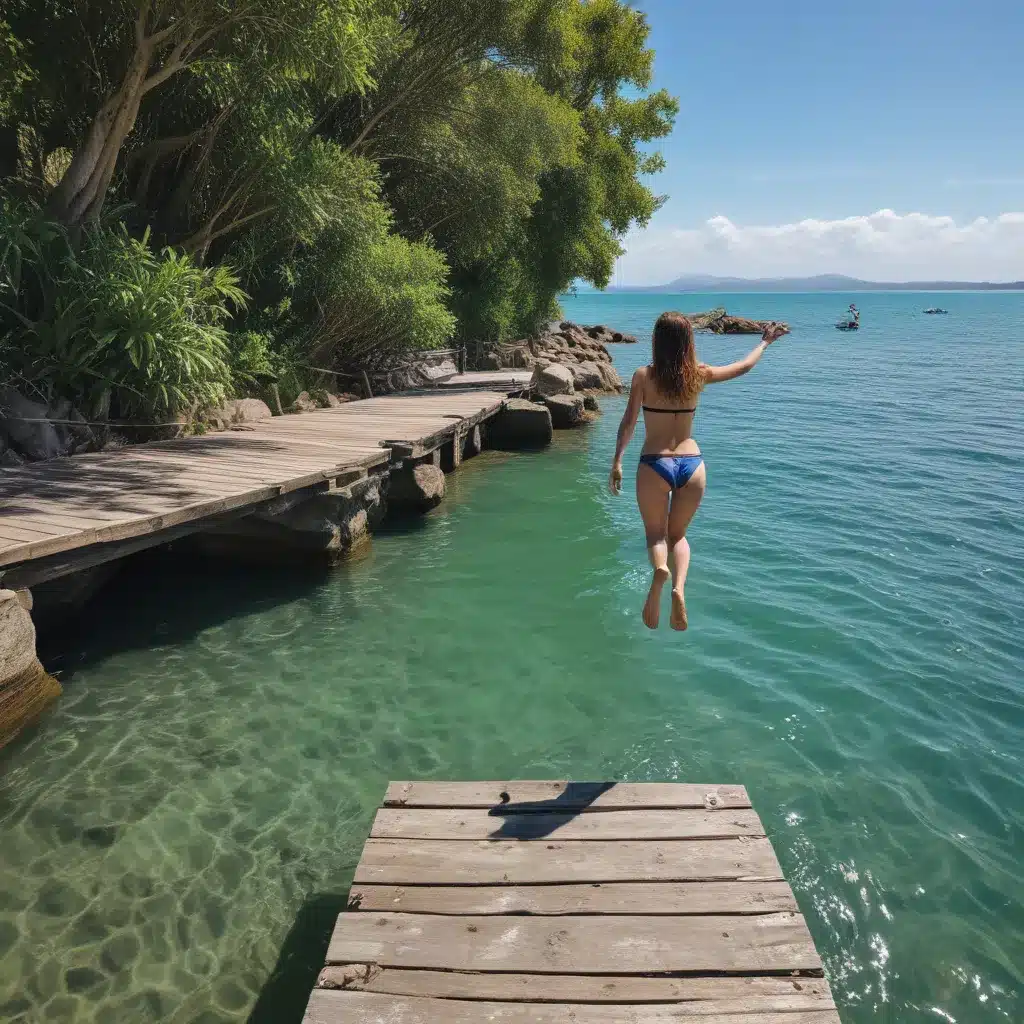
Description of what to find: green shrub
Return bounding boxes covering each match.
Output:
[0,197,245,420]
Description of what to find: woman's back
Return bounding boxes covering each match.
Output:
[638,366,703,456]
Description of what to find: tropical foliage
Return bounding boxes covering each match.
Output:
[0,0,676,420]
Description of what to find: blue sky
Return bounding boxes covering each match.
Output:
[618,0,1023,283]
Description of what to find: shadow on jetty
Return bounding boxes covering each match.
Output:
[487,781,616,839]
[248,892,348,1024]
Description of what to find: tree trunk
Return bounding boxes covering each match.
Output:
[48,44,154,226]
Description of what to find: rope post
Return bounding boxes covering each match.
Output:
[459,347,466,374]
[361,370,374,399]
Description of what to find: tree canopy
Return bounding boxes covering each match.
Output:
[1,0,676,419]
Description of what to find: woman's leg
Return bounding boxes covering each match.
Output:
[636,463,672,628]
[666,463,707,630]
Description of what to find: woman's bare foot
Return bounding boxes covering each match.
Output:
[670,589,688,631]
[643,567,670,629]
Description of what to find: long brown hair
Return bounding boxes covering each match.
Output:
[650,311,703,398]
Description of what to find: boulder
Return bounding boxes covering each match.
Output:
[222,398,273,423]
[583,394,600,412]
[583,324,636,344]
[311,391,359,408]
[0,589,62,749]
[388,462,446,512]
[531,362,575,397]
[289,391,319,413]
[0,387,67,461]
[482,351,502,370]
[545,393,586,428]
[510,347,535,369]
[194,474,386,561]
[571,361,604,391]
[487,398,552,450]
[597,362,623,392]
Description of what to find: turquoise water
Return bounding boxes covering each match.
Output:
[1,290,1022,1023]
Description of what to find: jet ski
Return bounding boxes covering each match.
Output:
[835,303,860,330]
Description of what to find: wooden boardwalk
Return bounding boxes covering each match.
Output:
[304,781,841,1023]
[0,387,515,587]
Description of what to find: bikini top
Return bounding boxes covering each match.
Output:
[642,405,696,414]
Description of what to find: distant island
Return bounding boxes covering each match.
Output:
[595,274,1024,293]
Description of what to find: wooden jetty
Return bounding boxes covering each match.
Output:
[304,781,841,1023]
[0,380,527,589]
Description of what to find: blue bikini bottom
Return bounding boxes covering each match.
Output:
[639,453,704,489]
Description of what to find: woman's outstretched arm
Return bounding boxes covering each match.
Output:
[609,367,645,494]
[702,322,789,384]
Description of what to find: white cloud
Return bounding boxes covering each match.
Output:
[618,210,1024,284]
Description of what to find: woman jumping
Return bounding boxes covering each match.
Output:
[609,312,788,630]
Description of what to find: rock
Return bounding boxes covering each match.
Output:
[510,347,534,369]
[685,308,787,335]
[388,463,446,512]
[597,362,623,392]
[487,398,552,449]
[482,351,502,370]
[222,398,273,423]
[0,589,62,749]
[311,391,359,408]
[584,324,638,344]
[583,394,600,412]
[0,387,67,461]
[571,361,604,391]
[1,447,25,467]
[193,474,387,561]
[289,391,319,414]
[545,394,586,428]
[531,362,575,397]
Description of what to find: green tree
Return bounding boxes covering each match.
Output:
[5,0,383,226]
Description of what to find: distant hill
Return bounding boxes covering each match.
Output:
[626,274,1024,292]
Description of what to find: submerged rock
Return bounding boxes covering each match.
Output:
[487,398,553,449]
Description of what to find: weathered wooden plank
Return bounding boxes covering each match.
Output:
[383,781,750,811]
[354,838,782,886]
[304,990,841,1023]
[0,521,74,542]
[0,485,278,567]
[370,807,765,841]
[316,967,833,1009]
[326,911,821,975]
[346,881,797,916]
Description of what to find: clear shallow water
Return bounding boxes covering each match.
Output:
[1,290,1023,1023]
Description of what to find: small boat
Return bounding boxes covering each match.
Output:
[835,303,860,330]
[923,307,949,314]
